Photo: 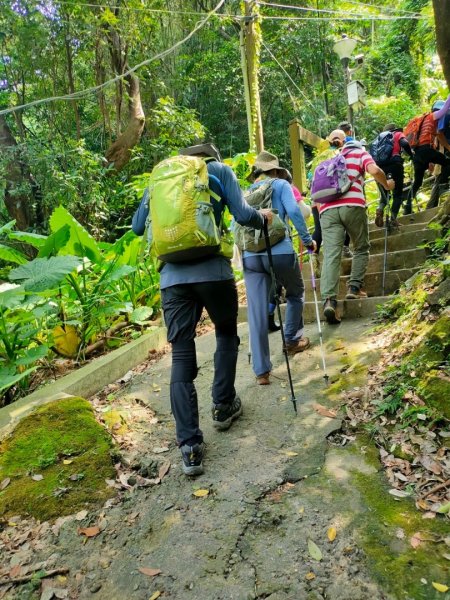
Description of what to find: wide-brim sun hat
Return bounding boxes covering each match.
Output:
[326,129,346,144]
[254,151,289,177]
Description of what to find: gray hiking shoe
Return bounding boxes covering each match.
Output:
[180,442,205,477]
[212,396,242,431]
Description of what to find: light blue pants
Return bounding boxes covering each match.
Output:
[243,253,305,377]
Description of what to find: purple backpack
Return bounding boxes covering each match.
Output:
[311,149,352,203]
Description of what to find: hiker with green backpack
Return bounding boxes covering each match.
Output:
[132,143,273,476]
[234,151,316,387]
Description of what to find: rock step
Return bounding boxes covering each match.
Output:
[339,247,428,275]
[303,268,419,299]
[368,206,438,231]
[368,221,432,241]
[238,296,390,325]
[368,228,437,255]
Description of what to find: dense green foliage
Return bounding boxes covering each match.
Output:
[0,0,448,402]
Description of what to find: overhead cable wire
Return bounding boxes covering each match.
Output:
[259,1,370,17]
[341,0,420,16]
[261,40,323,119]
[258,0,421,18]
[53,0,243,18]
[0,0,226,116]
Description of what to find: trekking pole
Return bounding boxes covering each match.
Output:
[382,174,393,297]
[263,218,298,414]
[308,249,329,386]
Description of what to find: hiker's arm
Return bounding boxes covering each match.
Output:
[367,163,395,191]
[436,131,450,153]
[433,94,450,120]
[131,188,149,236]
[279,180,314,247]
[219,165,266,229]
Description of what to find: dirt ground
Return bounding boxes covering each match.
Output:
[1,318,448,600]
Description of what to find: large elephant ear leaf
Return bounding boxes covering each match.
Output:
[8,231,47,249]
[0,243,28,265]
[49,205,102,263]
[9,256,82,292]
[37,225,71,258]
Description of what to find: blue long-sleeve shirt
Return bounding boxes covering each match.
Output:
[156,160,264,289]
[243,177,313,258]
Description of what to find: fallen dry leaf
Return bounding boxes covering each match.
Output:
[149,592,161,600]
[158,461,171,480]
[313,403,337,419]
[307,539,323,561]
[31,474,43,481]
[0,478,10,490]
[327,527,337,542]
[78,525,101,538]
[305,572,316,581]
[410,532,423,549]
[153,447,169,454]
[138,567,161,577]
[63,459,73,465]
[75,510,88,521]
[389,488,409,498]
[432,582,449,593]
[193,489,209,498]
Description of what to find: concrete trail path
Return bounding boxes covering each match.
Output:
[43,317,392,600]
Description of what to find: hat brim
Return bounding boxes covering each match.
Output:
[254,161,289,177]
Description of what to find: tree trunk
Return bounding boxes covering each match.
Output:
[0,115,31,230]
[104,20,145,172]
[104,73,145,171]
[64,13,81,140]
[433,0,450,88]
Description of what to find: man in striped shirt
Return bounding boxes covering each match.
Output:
[319,129,395,325]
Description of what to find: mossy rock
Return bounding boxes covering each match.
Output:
[416,370,450,419]
[409,313,449,378]
[0,397,116,521]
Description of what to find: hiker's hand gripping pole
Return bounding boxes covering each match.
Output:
[262,217,298,414]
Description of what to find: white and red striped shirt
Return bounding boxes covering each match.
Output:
[318,143,375,214]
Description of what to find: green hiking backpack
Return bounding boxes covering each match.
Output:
[234,179,287,252]
[146,155,232,263]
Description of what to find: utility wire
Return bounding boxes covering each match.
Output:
[259,0,421,18]
[0,0,226,116]
[261,40,322,119]
[53,0,243,18]
[341,0,420,16]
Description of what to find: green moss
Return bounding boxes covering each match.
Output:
[350,439,450,600]
[0,397,116,521]
[416,371,450,419]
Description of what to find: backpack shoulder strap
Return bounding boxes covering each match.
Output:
[207,173,225,202]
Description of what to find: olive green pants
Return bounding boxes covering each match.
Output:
[320,205,369,300]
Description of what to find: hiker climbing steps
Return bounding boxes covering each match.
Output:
[303,206,440,322]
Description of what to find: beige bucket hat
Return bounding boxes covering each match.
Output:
[254,151,289,177]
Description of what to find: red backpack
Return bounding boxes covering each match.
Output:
[404,113,428,148]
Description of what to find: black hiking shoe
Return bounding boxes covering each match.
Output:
[212,396,243,431]
[180,442,205,477]
[268,314,281,332]
[323,298,341,324]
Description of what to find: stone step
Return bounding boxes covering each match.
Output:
[369,228,437,255]
[368,206,439,231]
[368,221,432,241]
[340,247,428,275]
[303,268,418,299]
[238,296,391,325]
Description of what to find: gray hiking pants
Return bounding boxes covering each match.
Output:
[320,206,369,300]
